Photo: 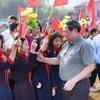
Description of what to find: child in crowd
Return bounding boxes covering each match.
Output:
[10,38,38,100]
[0,35,21,100]
[48,32,63,100]
[32,36,52,100]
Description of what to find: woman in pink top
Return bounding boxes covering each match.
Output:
[25,21,42,51]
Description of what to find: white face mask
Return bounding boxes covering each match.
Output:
[13,32,19,38]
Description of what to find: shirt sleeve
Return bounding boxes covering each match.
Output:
[0,58,14,70]
[92,39,100,64]
[1,32,6,42]
[80,42,94,66]
[13,53,37,72]
[57,52,61,60]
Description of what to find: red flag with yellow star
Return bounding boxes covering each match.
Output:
[17,5,25,17]
[53,0,68,7]
[19,16,28,38]
[26,0,38,7]
[51,16,63,35]
[80,25,86,36]
[86,0,96,29]
[79,8,87,20]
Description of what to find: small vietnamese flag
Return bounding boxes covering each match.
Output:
[19,16,28,38]
[79,8,87,36]
[26,0,38,7]
[53,0,68,7]
[51,16,63,35]
[18,16,28,52]
[86,0,96,29]
[79,8,87,20]
[80,25,86,36]
[17,5,25,17]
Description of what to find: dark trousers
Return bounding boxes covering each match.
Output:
[97,64,100,80]
[9,79,15,99]
[62,78,90,100]
[89,64,100,87]
[89,68,97,87]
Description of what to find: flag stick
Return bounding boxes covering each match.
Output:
[18,16,21,23]
[18,16,21,52]
[36,7,38,14]
[18,38,21,52]
[50,7,54,16]
[47,28,52,39]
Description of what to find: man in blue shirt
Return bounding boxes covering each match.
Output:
[92,31,100,91]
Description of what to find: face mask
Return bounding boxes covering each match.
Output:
[13,32,19,38]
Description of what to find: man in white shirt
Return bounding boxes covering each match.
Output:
[83,28,90,39]
[1,15,17,42]
[87,28,98,44]
[87,28,98,92]
[5,22,19,52]
[4,22,19,93]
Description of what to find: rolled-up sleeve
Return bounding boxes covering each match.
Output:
[80,43,94,66]
[57,52,61,60]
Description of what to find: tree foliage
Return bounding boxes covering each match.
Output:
[0,0,73,20]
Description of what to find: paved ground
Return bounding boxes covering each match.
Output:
[89,77,100,100]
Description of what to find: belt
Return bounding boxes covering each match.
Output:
[63,78,89,83]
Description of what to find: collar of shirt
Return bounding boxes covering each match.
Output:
[90,36,93,40]
[68,35,82,45]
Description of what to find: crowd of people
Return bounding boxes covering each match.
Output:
[0,15,99,100]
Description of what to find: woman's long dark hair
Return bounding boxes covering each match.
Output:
[29,21,42,34]
[37,21,42,33]
[34,36,43,52]
[0,34,4,48]
[48,32,62,51]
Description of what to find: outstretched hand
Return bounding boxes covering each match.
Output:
[40,37,49,51]
[37,52,45,62]
[47,16,52,24]
[43,37,49,45]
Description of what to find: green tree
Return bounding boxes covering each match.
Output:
[0,0,25,18]
[0,0,73,21]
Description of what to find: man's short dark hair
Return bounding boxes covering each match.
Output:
[65,20,81,33]
[7,15,17,21]
[90,28,97,35]
[9,22,19,32]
